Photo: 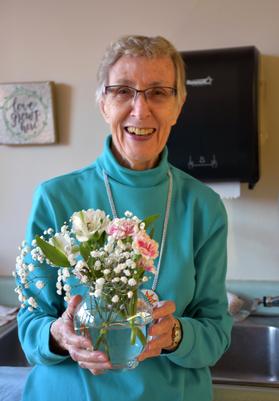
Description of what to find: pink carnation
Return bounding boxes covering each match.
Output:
[106,218,138,240]
[132,231,159,260]
[139,257,156,274]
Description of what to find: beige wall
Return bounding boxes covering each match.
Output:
[1,0,279,280]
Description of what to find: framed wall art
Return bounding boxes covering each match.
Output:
[0,81,56,145]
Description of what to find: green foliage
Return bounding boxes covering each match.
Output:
[35,235,71,267]
[79,242,91,261]
[142,214,159,229]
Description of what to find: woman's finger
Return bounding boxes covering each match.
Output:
[62,295,82,322]
[152,300,176,320]
[69,347,112,372]
[149,315,173,337]
[63,324,92,350]
[138,330,172,361]
[138,312,178,362]
[50,295,92,353]
[89,368,109,376]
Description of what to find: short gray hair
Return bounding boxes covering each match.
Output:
[96,35,186,106]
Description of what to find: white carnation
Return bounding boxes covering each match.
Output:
[71,209,109,242]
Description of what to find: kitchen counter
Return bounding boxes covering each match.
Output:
[1,277,279,400]
[213,384,279,401]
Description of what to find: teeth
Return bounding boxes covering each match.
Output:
[127,127,155,136]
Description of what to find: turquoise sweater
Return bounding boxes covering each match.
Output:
[18,136,232,401]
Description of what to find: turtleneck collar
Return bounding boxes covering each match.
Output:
[95,135,170,188]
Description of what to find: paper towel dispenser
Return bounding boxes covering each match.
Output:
[167,46,260,189]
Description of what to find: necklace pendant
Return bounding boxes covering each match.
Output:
[141,289,159,306]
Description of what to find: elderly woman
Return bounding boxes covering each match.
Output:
[17,35,232,401]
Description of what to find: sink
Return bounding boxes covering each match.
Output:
[0,321,29,367]
[2,316,279,386]
[211,317,279,387]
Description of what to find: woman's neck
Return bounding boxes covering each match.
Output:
[111,142,159,171]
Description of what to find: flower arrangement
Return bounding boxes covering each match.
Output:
[14,209,159,360]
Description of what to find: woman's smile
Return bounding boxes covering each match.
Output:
[125,126,156,141]
[125,126,156,136]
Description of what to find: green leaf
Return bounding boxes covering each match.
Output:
[90,232,100,242]
[79,242,91,261]
[98,230,106,246]
[142,214,159,229]
[35,235,71,267]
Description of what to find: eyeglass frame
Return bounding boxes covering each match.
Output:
[103,85,177,104]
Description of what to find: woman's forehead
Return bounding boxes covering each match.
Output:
[107,55,176,86]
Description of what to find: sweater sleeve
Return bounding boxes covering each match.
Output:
[17,184,70,366]
[165,199,233,368]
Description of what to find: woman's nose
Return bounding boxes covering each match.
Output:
[130,93,151,118]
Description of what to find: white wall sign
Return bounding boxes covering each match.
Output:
[0,81,56,145]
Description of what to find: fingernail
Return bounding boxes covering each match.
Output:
[97,354,107,361]
[105,362,112,369]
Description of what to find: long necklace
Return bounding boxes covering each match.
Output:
[103,169,173,305]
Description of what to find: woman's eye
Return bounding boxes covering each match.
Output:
[117,87,133,96]
[151,88,167,97]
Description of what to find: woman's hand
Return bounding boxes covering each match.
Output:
[137,300,178,362]
[50,295,112,375]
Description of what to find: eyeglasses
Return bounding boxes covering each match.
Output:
[104,85,177,105]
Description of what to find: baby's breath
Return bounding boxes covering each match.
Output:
[14,209,158,312]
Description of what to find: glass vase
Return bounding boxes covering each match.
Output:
[73,287,153,371]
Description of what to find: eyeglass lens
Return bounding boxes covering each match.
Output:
[105,86,176,103]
